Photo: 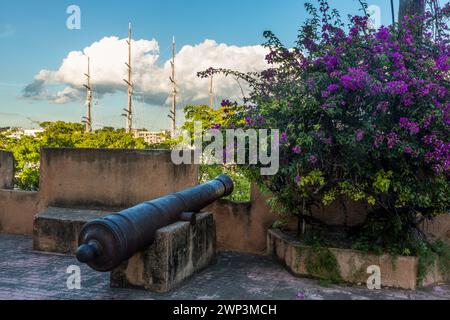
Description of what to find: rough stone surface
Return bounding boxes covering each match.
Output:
[110,213,216,293]
[33,207,109,254]
[0,150,14,190]
[420,213,450,242]
[39,148,198,210]
[0,190,42,235]
[0,234,449,300]
[267,229,447,290]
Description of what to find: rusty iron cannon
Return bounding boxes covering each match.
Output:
[76,175,233,272]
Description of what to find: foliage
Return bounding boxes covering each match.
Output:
[199,164,251,202]
[416,240,450,286]
[351,213,450,286]
[0,122,148,190]
[296,243,342,286]
[199,1,450,251]
[181,103,251,202]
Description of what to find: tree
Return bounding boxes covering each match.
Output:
[181,103,251,202]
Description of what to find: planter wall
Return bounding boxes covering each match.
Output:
[267,229,447,290]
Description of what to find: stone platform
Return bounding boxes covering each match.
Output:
[0,234,449,300]
[33,207,109,254]
[111,212,216,293]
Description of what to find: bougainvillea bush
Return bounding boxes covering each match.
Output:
[200,1,450,254]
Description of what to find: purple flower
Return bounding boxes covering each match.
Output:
[281,132,288,143]
[375,26,391,42]
[295,175,302,184]
[296,291,306,300]
[385,81,409,95]
[309,155,318,165]
[404,146,414,155]
[322,83,339,98]
[212,124,221,129]
[423,115,435,129]
[399,117,420,135]
[374,133,384,149]
[436,55,450,72]
[322,90,330,98]
[423,134,436,145]
[221,99,231,107]
[425,139,450,173]
[355,129,365,142]
[340,67,368,91]
[387,132,398,149]
[245,117,252,126]
[400,93,414,107]
[327,84,339,92]
[324,54,339,72]
[376,101,389,112]
[292,146,302,154]
[323,137,333,145]
[256,115,266,125]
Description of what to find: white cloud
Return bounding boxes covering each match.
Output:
[23,36,268,106]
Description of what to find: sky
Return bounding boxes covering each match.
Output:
[0,0,398,130]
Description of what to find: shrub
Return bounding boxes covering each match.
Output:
[199,1,450,251]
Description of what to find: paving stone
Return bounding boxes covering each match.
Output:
[0,234,448,300]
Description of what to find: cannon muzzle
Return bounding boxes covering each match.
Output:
[76,175,233,272]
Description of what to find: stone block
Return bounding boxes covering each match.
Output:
[33,207,109,254]
[110,212,216,293]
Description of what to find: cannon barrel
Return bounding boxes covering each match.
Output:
[76,175,234,272]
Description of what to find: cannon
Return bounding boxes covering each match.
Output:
[76,175,234,272]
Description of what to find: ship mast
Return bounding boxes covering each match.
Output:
[169,36,177,136]
[82,56,92,132]
[209,75,214,112]
[122,22,133,133]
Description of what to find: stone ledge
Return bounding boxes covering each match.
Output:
[33,207,109,254]
[267,229,447,290]
[110,212,216,293]
[0,150,14,190]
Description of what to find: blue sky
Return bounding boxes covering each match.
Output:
[0,0,398,130]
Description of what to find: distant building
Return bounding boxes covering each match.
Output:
[7,128,44,139]
[24,129,44,137]
[132,130,169,145]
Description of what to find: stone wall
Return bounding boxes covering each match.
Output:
[207,184,278,254]
[0,150,41,235]
[39,148,198,210]
[0,147,448,252]
[0,190,42,235]
[0,148,198,236]
[421,214,450,241]
[0,150,14,189]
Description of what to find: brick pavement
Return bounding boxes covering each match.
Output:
[0,234,448,300]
